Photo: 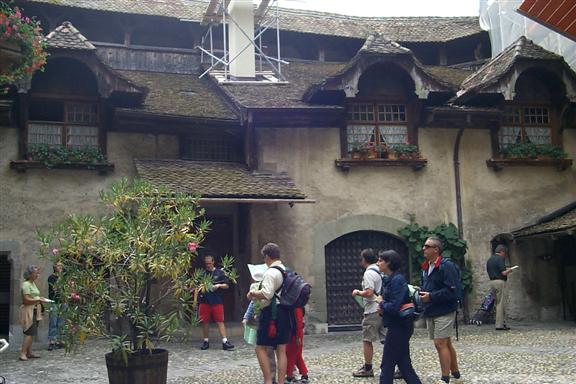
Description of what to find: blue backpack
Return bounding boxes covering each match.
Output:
[271,266,311,308]
[439,258,465,306]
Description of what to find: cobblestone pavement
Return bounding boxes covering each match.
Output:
[1,322,575,384]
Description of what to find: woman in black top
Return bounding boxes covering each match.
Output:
[376,250,422,384]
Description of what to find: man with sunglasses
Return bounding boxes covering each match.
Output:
[419,237,463,384]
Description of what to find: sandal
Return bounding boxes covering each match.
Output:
[19,355,28,361]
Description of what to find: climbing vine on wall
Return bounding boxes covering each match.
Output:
[398,219,472,292]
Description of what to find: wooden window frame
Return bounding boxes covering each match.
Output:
[26,98,102,150]
[336,98,426,171]
[496,103,559,154]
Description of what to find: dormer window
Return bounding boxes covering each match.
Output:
[499,105,552,148]
[28,101,100,148]
[346,102,409,153]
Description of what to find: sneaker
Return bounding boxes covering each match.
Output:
[300,375,309,383]
[48,344,55,351]
[56,342,65,349]
[222,340,235,350]
[285,377,297,383]
[200,341,209,350]
[352,366,374,377]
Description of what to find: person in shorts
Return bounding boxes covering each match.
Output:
[419,237,462,384]
[198,255,234,351]
[351,248,385,378]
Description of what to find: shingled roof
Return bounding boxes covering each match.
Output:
[45,21,96,50]
[512,202,576,238]
[29,0,484,43]
[135,159,307,199]
[302,34,454,101]
[457,36,570,98]
[116,70,238,120]
[218,60,347,109]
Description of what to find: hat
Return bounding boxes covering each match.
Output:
[247,263,268,282]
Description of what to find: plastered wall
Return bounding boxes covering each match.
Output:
[251,125,576,324]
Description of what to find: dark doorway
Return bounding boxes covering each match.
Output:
[0,254,10,336]
[325,230,408,327]
[195,215,237,321]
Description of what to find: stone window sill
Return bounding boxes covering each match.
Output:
[10,160,115,175]
[486,158,572,171]
[335,158,427,171]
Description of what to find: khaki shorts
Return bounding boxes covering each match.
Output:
[426,312,456,340]
[362,312,385,342]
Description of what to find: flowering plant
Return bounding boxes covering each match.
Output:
[0,2,48,87]
[37,179,237,359]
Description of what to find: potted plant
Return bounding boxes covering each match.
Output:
[27,144,108,166]
[390,144,420,160]
[536,144,568,160]
[37,178,237,384]
[376,144,388,159]
[0,3,48,90]
[500,142,538,159]
[349,142,363,159]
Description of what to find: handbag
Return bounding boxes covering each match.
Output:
[398,302,415,318]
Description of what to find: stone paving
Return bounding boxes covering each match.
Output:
[1,321,575,384]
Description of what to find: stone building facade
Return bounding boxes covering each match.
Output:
[1,0,575,342]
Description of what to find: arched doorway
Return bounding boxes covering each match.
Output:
[325,230,408,326]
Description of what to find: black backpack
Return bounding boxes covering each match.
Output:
[271,266,311,308]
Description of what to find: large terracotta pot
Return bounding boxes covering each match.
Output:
[105,348,168,384]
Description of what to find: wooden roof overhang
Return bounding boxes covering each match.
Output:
[247,107,346,128]
[113,108,241,134]
[423,105,502,129]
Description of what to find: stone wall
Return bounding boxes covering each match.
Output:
[250,125,576,324]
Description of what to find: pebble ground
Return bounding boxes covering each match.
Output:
[1,321,574,384]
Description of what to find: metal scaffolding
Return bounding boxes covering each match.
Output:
[196,0,288,82]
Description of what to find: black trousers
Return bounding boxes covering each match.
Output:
[379,321,422,384]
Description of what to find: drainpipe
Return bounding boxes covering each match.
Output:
[453,126,465,239]
[453,116,468,321]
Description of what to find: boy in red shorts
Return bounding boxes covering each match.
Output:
[199,255,234,350]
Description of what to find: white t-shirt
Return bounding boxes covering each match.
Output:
[362,264,382,314]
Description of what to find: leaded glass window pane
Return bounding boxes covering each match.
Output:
[347,104,374,122]
[67,103,99,124]
[503,108,521,124]
[524,127,551,145]
[346,125,374,152]
[378,125,408,145]
[378,104,406,122]
[67,126,99,147]
[28,123,62,146]
[499,126,522,147]
[524,107,549,125]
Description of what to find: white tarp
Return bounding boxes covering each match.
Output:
[479,0,576,71]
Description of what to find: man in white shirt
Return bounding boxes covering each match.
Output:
[351,248,385,378]
[247,243,290,384]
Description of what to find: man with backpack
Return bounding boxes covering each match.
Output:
[247,243,290,384]
[419,237,463,384]
[351,248,386,378]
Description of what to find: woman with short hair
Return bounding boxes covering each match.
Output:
[19,265,46,361]
[376,250,422,384]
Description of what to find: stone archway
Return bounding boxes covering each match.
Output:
[309,214,408,326]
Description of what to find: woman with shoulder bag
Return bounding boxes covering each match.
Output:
[376,250,422,384]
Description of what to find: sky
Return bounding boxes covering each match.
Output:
[278,0,481,17]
